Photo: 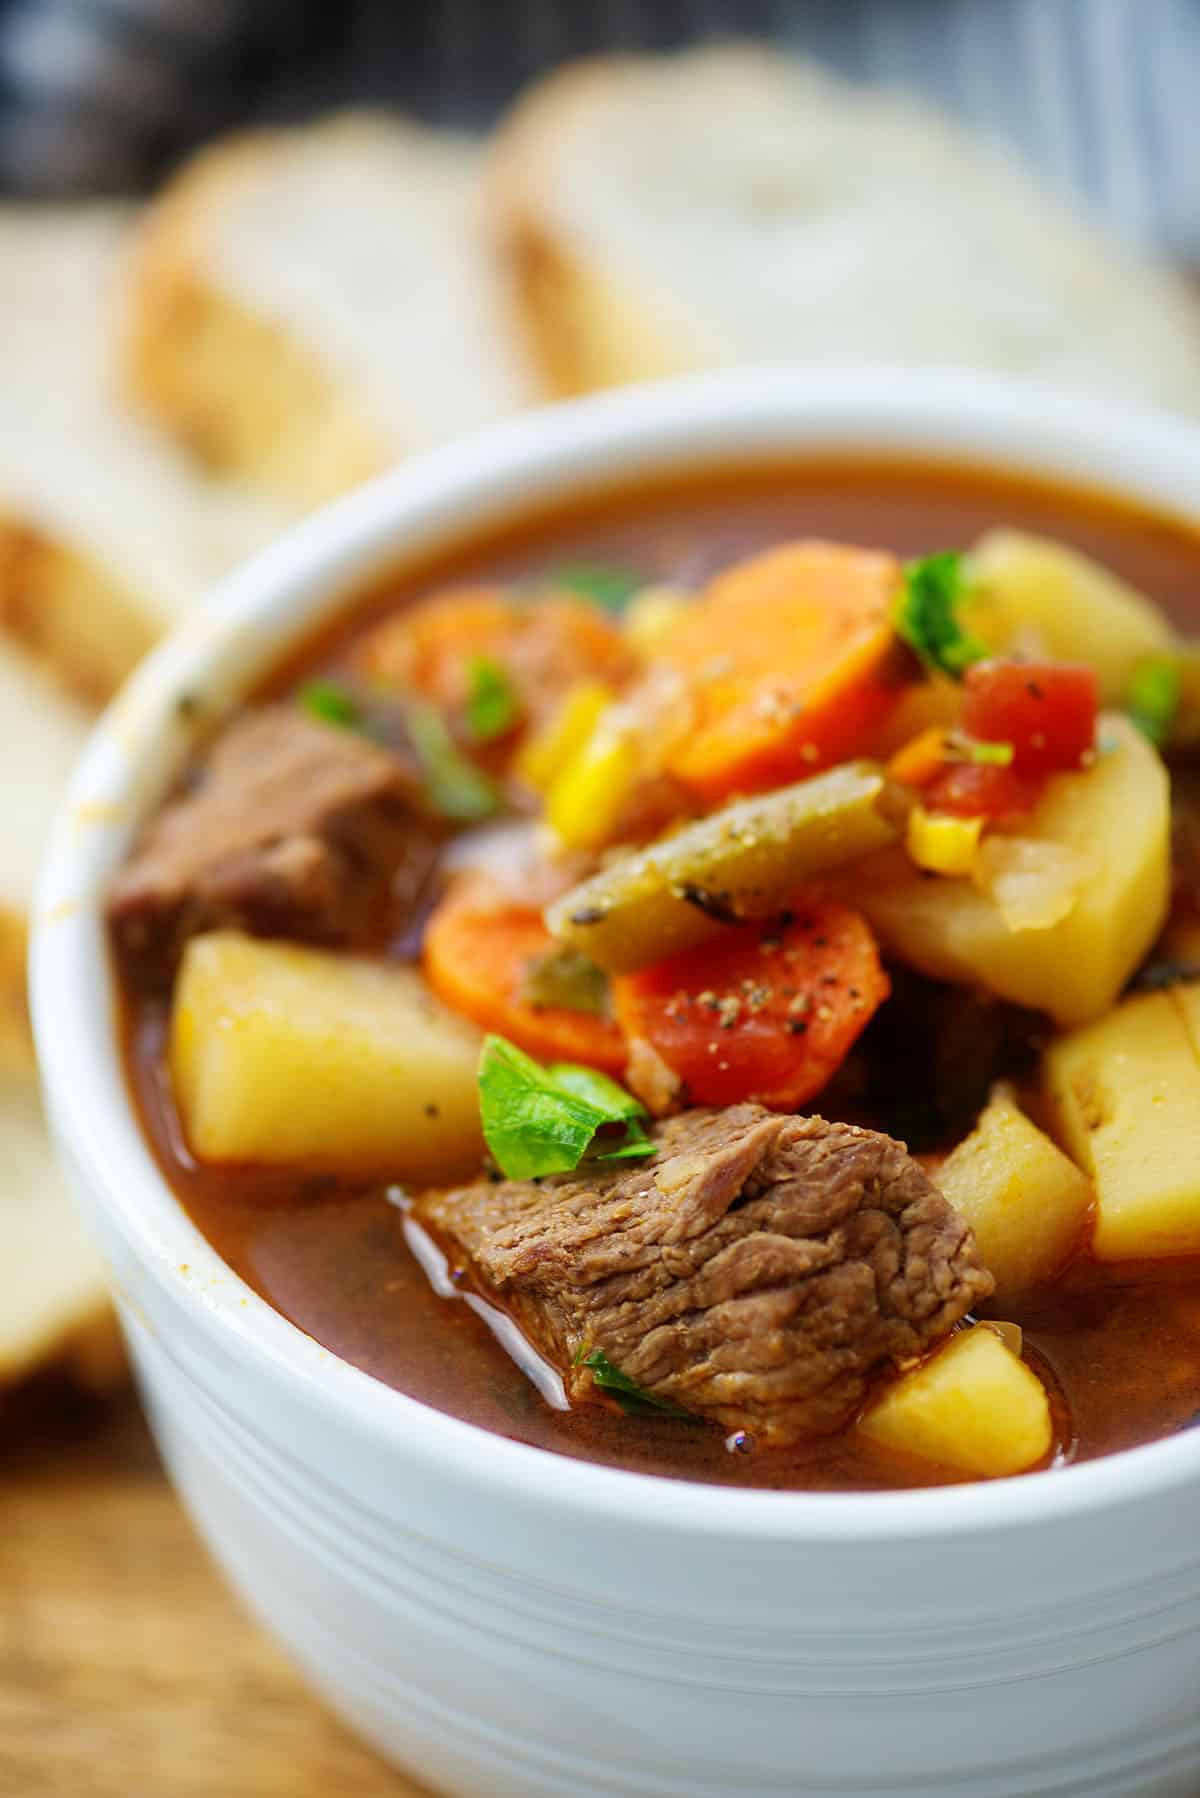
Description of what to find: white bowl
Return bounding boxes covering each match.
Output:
[31,369,1200,1798]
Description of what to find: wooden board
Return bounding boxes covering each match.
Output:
[0,1380,433,1797]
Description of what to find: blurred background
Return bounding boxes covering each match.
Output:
[1,0,1197,253]
[2,4,1198,1795]
[0,0,1194,258]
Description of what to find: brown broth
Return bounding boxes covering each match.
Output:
[123,454,1200,1490]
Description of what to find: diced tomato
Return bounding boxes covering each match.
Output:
[922,760,1045,819]
[961,660,1098,775]
[612,901,889,1110]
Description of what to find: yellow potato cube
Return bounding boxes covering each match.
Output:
[842,715,1169,1026]
[936,1090,1092,1295]
[1043,989,1200,1260]
[965,530,1174,704]
[170,931,483,1180]
[857,1326,1052,1477]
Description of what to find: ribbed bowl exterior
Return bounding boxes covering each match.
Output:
[33,373,1200,1798]
[52,1134,1200,1798]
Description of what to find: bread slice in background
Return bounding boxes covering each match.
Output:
[0,637,93,1072]
[0,1069,122,1390]
[490,45,1200,410]
[0,204,286,702]
[124,113,539,508]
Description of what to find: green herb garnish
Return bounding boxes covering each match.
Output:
[1125,655,1180,747]
[477,1034,654,1180]
[894,552,988,680]
[464,655,520,742]
[962,738,1014,767]
[300,677,362,730]
[519,945,610,1016]
[406,700,499,823]
[573,1346,693,1418]
[547,562,644,613]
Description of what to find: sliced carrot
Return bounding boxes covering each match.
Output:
[423,878,626,1072]
[612,900,889,1110]
[659,542,908,803]
[357,585,634,735]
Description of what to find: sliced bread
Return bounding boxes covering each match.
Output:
[0,1071,120,1389]
[124,113,539,508]
[489,45,1200,410]
[0,637,93,1071]
[0,203,286,702]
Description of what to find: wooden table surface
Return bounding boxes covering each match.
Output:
[0,1377,432,1798]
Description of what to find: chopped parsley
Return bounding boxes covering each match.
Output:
[406,700,499,823]
[1125,655,1180,748]
[464,655,520,742]
[477,1034,654,1180]
[519,945,610,1016]
[894,552,988,680]
[961,738,1014,767]
[546,562,644,613]
[573,1346,693,1418]
[299,677,362,729]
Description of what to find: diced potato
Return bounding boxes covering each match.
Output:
[170,931,483,1179]
[840,715,1168,1026]
[547,760,901,974]
[936,1088,1092,1295]
[857,1326,1052,1477]
[1043,988,1200,1259]
[965,530,1174,704]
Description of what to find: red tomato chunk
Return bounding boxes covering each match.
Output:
[923,759,1045,819]
[961,660,1098,776]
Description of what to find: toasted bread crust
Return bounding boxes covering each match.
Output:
[488,45,1200,410]
[0,907,30,1076]
[488,56,708,396]
[125,132,389,506]
[0,508,158,705]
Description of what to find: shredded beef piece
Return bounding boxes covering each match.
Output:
[108,706,437,983]
[418,1106,993,1446]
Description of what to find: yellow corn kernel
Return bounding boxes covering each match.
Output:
[906,804,985,876]
[515,680,614,794]
[623,584,692,657]
[546,715,641,850]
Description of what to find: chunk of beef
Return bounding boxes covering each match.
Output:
[109,706,437,983]
[418,1106,993,1446]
